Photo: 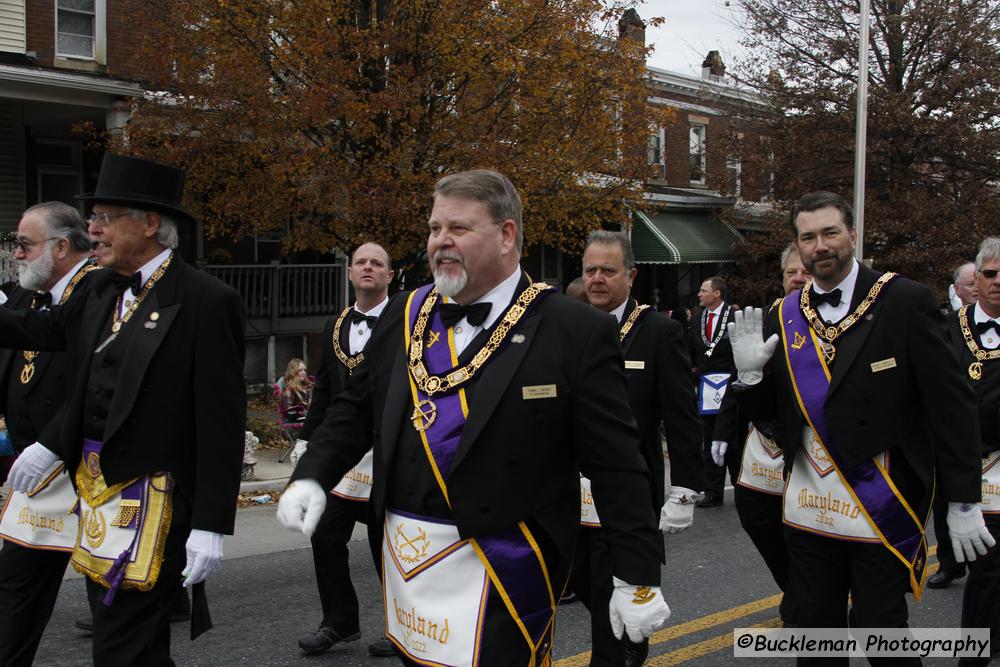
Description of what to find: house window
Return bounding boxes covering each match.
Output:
[56,0,96,59]
[647,128,664,166]
[689,125,706,184]
[726,157,742,197]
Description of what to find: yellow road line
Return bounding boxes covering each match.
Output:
[647,617,784,665]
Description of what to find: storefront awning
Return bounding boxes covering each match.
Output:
[631,210,742,264]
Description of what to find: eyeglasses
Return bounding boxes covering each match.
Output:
[13,236,62,252]
[86,211,135,227]
[981,269,999,279]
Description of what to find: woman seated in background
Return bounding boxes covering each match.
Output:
[279,358,313,423]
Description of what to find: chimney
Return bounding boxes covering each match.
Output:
[701,50,726,81]
[618,8,646,45]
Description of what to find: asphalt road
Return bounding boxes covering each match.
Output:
[32,487,967,666]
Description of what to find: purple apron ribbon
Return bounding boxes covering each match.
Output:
[780,291,927,597]
[405,285,555,654]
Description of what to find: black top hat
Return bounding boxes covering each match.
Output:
[76,153,197,225]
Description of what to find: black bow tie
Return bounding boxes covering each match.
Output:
[110,272,143,295]
[439,301,491,328]
[347,309,378,328]
[31,292,52,309]
[976,320,1000,336]
[809,287,842,308]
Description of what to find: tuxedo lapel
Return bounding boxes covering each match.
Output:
[379,344,411,469]
[620,298,641,358]
[827,266,882,397]
[450,312,541,474]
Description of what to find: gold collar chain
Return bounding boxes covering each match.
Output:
[619,304,649,342]
[408,282,552,397]
[799,272,897,343]
[958,305,1000,380]
[20,262,100,385]
[331,307,365,374]
[111,253,174,334]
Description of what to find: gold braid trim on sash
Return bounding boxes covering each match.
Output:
[331,307,365,374]
[959,305,1000,381]
[407,282,553,396]
[619,304,649,342]
[799,272,897,343]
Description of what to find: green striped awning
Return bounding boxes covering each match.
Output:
[631,210,742,264]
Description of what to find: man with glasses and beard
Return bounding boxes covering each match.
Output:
[729,191,992,660]
[0,202,96,666]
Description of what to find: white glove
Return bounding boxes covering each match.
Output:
[289,439,308,467]
[276,479,326,537]
[608,576,671,642]
[948,502,996,563]
[7,442,60,493]
[183,529,224,586]
[726,307,779,385]
[711,440,728,467]
[659,486,702,534]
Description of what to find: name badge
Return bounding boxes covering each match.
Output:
[624,360,645,370]
[522,384,557,400]
[870,358,897,373]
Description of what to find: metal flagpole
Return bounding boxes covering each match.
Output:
[854,0,871,261]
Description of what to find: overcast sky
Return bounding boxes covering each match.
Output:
[637,0,747,76]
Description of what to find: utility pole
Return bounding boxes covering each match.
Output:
[854,0,871,261]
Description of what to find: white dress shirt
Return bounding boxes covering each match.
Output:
[118,247,172,317]
[812,259,860,324]
[48,256,91,305]
[447,268,522,356]
[609,299,629,324]
[974,302,1000,351]
[349,296,389,355]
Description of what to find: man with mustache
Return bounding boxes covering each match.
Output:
[0,154,246,665]
[0,202,95,666]
[945,237,1000,665]
[729,191,992,661]
[279,170,668,666]
[294,242,397,659]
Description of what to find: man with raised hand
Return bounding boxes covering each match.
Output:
[577,230,703,666]
[729,191,991,663]
[294,242,397,659]
[279,170,668,666]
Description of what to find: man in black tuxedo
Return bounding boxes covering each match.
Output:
[946,238,1000,666]
[295,242,397,659]
[730,191,993,664]
[1,154,246,665]
[690,276,735,507]
[576,230,704,666]
[279,170,669,667]
[0,202,95,666]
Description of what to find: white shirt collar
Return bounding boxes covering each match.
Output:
[48,257,90,305]
[708,302,725,317]
[814,259,860,298]
[609,298,629,323]
[468,267,522,330]
[974,302,1000,324]
[354,295,389,319]
[134,247,173,288]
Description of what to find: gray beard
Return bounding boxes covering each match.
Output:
[434,269,468,298]
[17,250,54,291]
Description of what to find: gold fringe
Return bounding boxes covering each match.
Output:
[109,501,141,528]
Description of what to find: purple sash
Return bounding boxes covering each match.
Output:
[404,285,556,662]
[780,293,928,597]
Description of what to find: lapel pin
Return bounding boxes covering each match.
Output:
[864,313,874,321]
[150,311,160,321]
[512,334,525,344]
[144,321,157,329]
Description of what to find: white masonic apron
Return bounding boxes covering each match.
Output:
[736,427,784,495]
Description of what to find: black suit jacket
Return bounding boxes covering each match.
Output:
[945,308,1000,452]
[0,278,92,453]
[293,282,663,588]
[0,256,247,534]
[619,299,704,504]
[690,303,735,376]
[741,264,982,518]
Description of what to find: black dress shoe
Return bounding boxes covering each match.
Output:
[298,626,361,655]
[695,495,722,508]
[368,636,398,657]
[623,637,650,666]
[927,568,967,589]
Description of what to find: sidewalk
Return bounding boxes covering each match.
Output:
[240,444,293,494]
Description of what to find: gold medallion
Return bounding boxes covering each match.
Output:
[821,342,837,363]
[970,362,983,381]
[84,508,107,549]
[410,399,437,432]
[20,363,35,384]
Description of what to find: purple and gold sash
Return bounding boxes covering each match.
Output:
[780,292,928,598]
[403,284,556,666]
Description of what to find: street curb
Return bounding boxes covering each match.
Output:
[239,477,289,494]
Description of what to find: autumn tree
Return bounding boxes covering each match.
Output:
[119,0,670,276]
[716,0,1000,303]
